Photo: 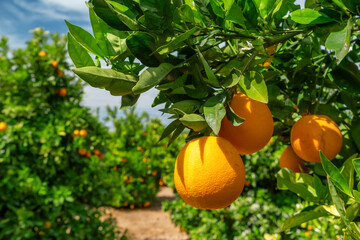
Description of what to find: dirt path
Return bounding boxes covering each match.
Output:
[102,187,189,240]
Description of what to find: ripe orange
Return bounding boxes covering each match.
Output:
[57,69,65,77]
[79,129,87,137]
[51,60,58,68]
[99,153,104,159]
[174,136,245,209]
[219,93,274,155]
[58,88,67,97]
[44,221,51,230]
[291,115,343,162]
[279,146,308,173]
[263,58,272,68]
[144,202,151,207]
[130,205,135,209]
[93,149,100,156]
[38,51,47,57]
[78,149,86,155]
[73,129,80,137]
[0,122,7,131]
[152,171,157,176]
[86,152,91,158]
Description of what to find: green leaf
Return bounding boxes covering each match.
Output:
[321,151,353,197]
[168,124,186,146]
[226,106,245,127]
[238,70,268,103]
[325,20,351,64]
[126,33,160,67]
[252,0,276,18]
[341,156,355,192]
[180,114,208,131]
[353,158,360,177]
[351,120,360,149]
[139,0,173,30]
[156,27,199,55]
[121,93,140,109]
[132,63,176,94]
[291,8,334,24]
[65,20,105,59]
[67,33,95,68]
[276,168,320,202]
[158,120,181,142]
[107,31,128,56]
[72,66,137,96]
[197,47,221,87]
[203,94,227,135]
[331,57,360,97]
[89,7,110,57]
[328,178,360,240]
[225,2,246,27]
[210,0,225,18]
[171,100,202,114]
[90,0,131,31]
[353,190,360,203]
[281,207,329,231]
[90,0,140,31]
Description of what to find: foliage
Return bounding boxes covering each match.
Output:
[163,141,339,240]
[0,29,122,239]
[66,0,360,238]
[97,108,184,208]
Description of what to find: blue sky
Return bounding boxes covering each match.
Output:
[0,0,304,124]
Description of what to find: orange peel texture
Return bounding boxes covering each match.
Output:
[174,136,245,209]
[219,93,274,155]
[290,115,342,162]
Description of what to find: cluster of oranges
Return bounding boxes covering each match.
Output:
[78,148,104,159]
[38,51,64,76]
[54,88,67,97]
[73,129,88,137]
[0,122,7,131]
[174,93,274,209]
[280,114,343,172]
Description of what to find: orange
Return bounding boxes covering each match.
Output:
[44,221,51,230]
[219,93,274,154]
[123,202,128,207]
[38,51,46,57]
[57,69,65,77]
[93,149,100,156]
[141,132,148,136]
[174,136,245,209]
[0,122,7,131]
[85,152,91,158]
[99,153,104,159]
[73,129,80,137]
[51,60,58,68]
[152,171,157,176]
[279,146,308,173]
[78,149,86,155]
[58,88,67,97]
[130,205,135,209]
[263,58,272,68]
[291,115,342,162]
[79,129,87,137]
[265,45,277,55]
[144,202,151,207]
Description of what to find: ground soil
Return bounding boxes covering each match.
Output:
[102,187,189,240]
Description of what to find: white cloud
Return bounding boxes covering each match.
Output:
[11,0,89,22]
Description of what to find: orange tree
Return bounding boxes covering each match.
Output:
[0,29,122,239]
[66,0,360,238]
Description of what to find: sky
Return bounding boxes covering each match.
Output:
[0,0,305,124]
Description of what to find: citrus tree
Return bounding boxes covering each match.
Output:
[0,29,122,239]
[66,0,360,238]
